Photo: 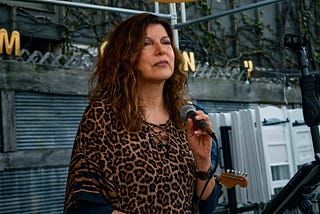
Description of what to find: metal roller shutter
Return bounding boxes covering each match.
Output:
[0,111,2,152]
[15,92,88,150]
[0,166,68,214]
[0,92,89,213]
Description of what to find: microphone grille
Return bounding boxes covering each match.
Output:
[180,104,196,120]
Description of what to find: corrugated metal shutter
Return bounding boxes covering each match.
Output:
[15,92,88,150]
[0,110,2,152]
[0,92,89,214]
[0,166,68,214]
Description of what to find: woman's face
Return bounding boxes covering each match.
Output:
[136,24,175,84]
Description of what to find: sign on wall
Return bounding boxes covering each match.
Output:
[0,29,20,56]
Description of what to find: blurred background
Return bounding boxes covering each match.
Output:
[1,0,320,213]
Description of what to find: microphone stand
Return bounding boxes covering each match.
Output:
[262,34,320,214]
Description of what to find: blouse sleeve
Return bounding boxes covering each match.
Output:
[64,152,115,214]
[197,177,223,213]
[65,192,114,214]
[64,102,118,214]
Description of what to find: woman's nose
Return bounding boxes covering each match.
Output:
[155,43,165,55]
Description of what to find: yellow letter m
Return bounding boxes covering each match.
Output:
[0,29,20,56]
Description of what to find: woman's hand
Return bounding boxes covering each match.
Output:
[186,110,213,171]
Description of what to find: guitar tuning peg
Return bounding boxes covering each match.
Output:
[226,169,230,174]
[231,169,235,174]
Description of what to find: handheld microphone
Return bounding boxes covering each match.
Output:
[180,104,218,141]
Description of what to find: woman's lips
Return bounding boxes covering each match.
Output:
[154,60,169,66]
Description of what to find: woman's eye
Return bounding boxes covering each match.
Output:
[144,41,152,46]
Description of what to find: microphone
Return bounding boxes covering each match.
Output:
[180,104,218,141]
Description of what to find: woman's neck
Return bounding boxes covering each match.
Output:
[140,87,169,125]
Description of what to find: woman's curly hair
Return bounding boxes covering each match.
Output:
[89,13,189,131]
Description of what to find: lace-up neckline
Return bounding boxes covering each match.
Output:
[144,119,171,145]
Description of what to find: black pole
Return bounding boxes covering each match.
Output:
[220,126,237,213]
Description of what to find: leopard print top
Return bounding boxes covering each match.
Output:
[64,99,197,213]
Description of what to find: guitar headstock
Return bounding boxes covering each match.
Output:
[218,169,248,189]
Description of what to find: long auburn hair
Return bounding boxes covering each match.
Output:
[89,13,189,131]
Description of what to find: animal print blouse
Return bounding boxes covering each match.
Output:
[64,99,219,213]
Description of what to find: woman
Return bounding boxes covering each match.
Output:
[64,13,221,213]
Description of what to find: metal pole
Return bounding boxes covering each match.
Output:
[174,0,285,29]
[154,2,160,14]
[180,3,186,23]
[169,3,179,49]
[8,0,171,19]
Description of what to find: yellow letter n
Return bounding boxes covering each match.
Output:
[0,29,20,56]
[182,51,195,72]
